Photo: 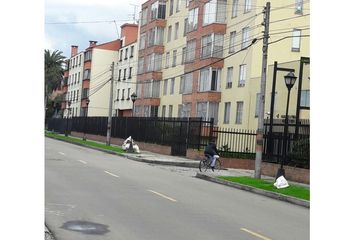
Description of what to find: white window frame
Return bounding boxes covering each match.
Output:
[226,67,233,88]
[238,64,246,87]
[244,0,252,13]
[224,102,231,124]
[232,0,238,18]
[199,67,221,92]
[236,101,244,124]
[241,27,250,49]
[229,31,237,53]
[292,29,301,51]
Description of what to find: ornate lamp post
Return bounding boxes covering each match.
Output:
[276,72,297,178]
[130,92,137,117]
[65,101,71,137]
[83,99,90,141]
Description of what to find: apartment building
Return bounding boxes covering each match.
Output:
[62,46,84,118]
[134,0,310,129]
[114,23,139,117]
[82,40,121,116]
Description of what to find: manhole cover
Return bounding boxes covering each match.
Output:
[61,220,109,235]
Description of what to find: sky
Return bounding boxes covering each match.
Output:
[45,0,146,58]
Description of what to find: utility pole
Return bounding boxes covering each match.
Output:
[106,62,115,146]
[254,2,270,179]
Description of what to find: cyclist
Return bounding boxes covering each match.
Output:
[204,141,220,171]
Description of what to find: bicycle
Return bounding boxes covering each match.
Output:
[199,154,221,172]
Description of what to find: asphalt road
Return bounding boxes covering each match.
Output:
[45,138,309,240]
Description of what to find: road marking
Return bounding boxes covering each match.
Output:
[77,160,87,164]
[240,228,272,240]
[148,190,177,202]
[104,171,120,178]
[58,152,66,155]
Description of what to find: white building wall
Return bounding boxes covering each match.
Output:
[88,49,119,116]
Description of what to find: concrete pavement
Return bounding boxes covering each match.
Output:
[46,134,309,206]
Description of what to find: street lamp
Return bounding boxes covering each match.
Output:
[276,72,297,178]
[65,101,71,137]
[83,99,90,141]
[130,92,137,117]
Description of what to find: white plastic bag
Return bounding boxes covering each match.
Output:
[274,176,289,189]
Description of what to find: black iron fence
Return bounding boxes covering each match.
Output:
[46,117,309,168]
[263,119,310,169]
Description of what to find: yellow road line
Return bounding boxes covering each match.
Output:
[148,190,177,202]
[240,228,272,240]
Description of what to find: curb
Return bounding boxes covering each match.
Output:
[196,173,310,208]
[46,135,200,168]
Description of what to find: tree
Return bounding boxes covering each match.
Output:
[44,49,66,118]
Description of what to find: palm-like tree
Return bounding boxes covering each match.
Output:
[44,49,66,118]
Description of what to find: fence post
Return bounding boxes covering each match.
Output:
[208,118,214,143]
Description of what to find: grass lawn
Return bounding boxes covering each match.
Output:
[218,176,310,201]
[45,131,124,154]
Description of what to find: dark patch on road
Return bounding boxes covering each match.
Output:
[61,220,110,235]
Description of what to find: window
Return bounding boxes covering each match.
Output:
[165,52,170,68]
[163,79,168,95]
[144,105,150,117]
[82,89,89,99]
[139,33,146,50]
[138,57,145,74]
[176,0,181,12]
[236,101,244,124]
[226,67,233,88]
[224,102,231,124]
[199,68,221,92]
[232,0,238,18]
[168,105,173,117]
[116,89,120,100]
[78,72,80,83]
[183,18,188,36]
[185,40,196,62]
[182,47,186,64]
[148,27,164,46]
[167,25,172,42]
[201,33,224,58]
[146,53,162,72]
[172,50,177,67]
[179,73,193,94]
[241,27,250,49]
[118,69,121,81]
[144,80,161,98]
[170,77,175,94]
[169,0,174,16]
[295,0,303,14]
[127,88,131,100]
[238,64,246,87]
[119,50,123,61]
[187,8,198,32]
[84,51,92,61]
[162,105,166,117]
[83,69,91,80]
[134,105,141,116]
[197,102,219,123]
[123,69,126,80]
[255,93,261,117]
[125,48,128,59]
[179,103,191,117]
[203,0,226,25]
[229,31,237,53]
[244,0,252,13]
[136,83,142,98]
[174,22,179,40]
[121,89,125,100]
[300,90,310,107]
[128,67,132,79]
[151,1,166,20]
[292,29,301,51]
[130,45,134,58]
[141,8,148,25]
